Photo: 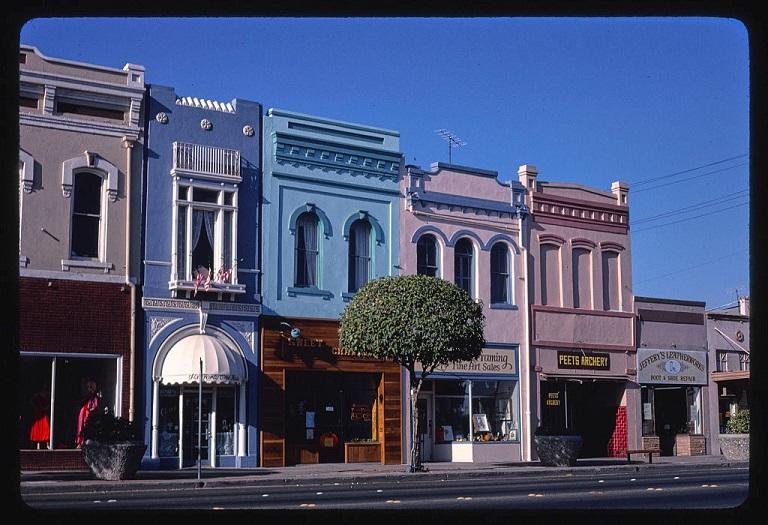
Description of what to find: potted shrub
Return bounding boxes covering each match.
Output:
[81,410,147,480]
[719,409,749,461]
[533,424,583,466]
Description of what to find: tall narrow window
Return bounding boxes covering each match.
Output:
[191,209,215,273]
[416,234,439,277]
[348,219,371,292]
[454,238,474,296]
[490,243,510,304]
[71,171,103,258]
[295,212,319,287]
[572,248,592,309]
[602,251,619,310]
[540,244,561,306]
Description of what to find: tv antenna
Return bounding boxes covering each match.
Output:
[435,129,467,164]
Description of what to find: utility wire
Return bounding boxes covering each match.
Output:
[633,162,748,194]
[631,202,748,233]
[634,249,748,284]
[631,154,748,187]
[631,189,749,225]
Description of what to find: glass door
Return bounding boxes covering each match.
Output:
[417,394,433,462]
[182,388,212,466]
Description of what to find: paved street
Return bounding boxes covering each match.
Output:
[20,463,748,511]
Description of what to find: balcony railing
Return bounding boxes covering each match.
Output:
[172,142,240,180]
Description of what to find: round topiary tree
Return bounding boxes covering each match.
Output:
[339,275,485,472]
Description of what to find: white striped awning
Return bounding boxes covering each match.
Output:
[159,334,246,385]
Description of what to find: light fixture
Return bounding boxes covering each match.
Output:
[280,321,301,339]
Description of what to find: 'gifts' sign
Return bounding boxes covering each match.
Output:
[557,351,610,370]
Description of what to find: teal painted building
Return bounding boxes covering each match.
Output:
[261,109,403,320]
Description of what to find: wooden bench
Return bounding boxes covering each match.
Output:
[626,449,659,463]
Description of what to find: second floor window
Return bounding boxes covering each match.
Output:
[416,234,439,277]
[174,184,237,282]
[348,219,372,293]
[71,171,103,258]
[490,243,510,304]
[454,238,473,296]
[602,251,620,310]
[295,212,319,287]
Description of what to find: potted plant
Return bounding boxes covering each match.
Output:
[533,424,583,466]
[81,409,147,480]
[719,409,749,461]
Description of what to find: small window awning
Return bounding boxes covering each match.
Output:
[159,334,246,385]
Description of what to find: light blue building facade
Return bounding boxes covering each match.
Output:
[140,85,262,468]
[261,109,402,319]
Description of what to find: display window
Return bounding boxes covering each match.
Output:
[433,379,519,443]
[18,354,119,450]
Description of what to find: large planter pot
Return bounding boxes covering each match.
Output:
[534,435,583,466]
[719,433,749,462]
[82,440,147,480]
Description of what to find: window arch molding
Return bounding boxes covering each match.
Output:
[288,203,333,239]
[483,233,520,254]
[410,225,449,247]
[453,236,478,298]
[571,238,597,250]
[19,148,35,193]
[448,229,484,249]
[490,241,514,306]
[342,210,385,246]
[416,232,442,278]
[538,233,566,246]
[62,151,118,202]
[599,241,625,252]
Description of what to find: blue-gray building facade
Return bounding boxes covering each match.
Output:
[140,85,262,468]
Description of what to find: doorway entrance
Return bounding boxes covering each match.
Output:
[417,393,433,462]
[653,387,688,456]
[182,388,211,466]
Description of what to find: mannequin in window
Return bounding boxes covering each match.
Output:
[29,385,51,449]
[75,379,101,447]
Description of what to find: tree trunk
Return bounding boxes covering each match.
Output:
[408,372,426,473]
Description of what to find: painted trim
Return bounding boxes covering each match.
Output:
[538,233,566,246]
[267,108,400,137]
[571,238,597,249]
[410,225,450,247]
[20,268,133,284]
[532,304,634,318]
[490,303,518,310]
[20,112,141,139]
[19,149,35,193]
[448,229,485,249]
[600,241,626,252]
[342,210,385,245]
[271,170,401,195]
[287,203,333,239]
[61,259,114,272]
[533,214,629,235]
[286,286,333,300]
[484,234,520,254]
[62,151,119,202]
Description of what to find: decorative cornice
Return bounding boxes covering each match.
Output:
[274,138,399,181]
[142,297,261,316]
[176,96,235,113]
[532,192,629,232]
[20,112,141,140]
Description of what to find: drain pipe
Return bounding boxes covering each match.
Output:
[518,213,532,461]
[122,136,137,422]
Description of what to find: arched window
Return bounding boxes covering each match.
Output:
[601,251,620,310]
[454,238,474,296]
[348,219,371,292]
[416,234,439,277]
[71,171,103,258]
[295,212,319,287]
[490,243,510,304]
[572,248,592,309]
[540,244,561,306]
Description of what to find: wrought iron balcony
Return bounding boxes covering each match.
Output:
[172,142,241,182]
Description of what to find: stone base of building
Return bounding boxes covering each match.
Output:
[19,450,89,471]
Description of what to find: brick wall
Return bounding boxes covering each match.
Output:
[675,434,707,456]
[641,435,661,456]
[607,405,627,457]
[19,277,133,470]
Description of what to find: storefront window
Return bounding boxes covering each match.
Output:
[158,386,180,457]
[216,388,236,455]
[433,379,519,443]
[18,354,118,450]
[686,386,702,435]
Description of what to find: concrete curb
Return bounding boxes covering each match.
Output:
[20,459,744,496]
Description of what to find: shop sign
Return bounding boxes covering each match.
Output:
[557,351,610,370]
[415,348,517,375]
[637,349,707,385]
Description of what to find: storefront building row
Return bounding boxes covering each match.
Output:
[635,297,711,456]
[400,162,529,462]
[259,110,404,466]
[139,84,263,468]
[18,46,145,470]
[522,166,639,459]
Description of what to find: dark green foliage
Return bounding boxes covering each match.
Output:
[338,275,486,374]
[81,410,140,442]
[725,409,749,434]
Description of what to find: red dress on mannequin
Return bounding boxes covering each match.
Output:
[75,391,100,447]
[29,390,50,447]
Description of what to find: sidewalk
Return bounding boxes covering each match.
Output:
[19,454,744,495]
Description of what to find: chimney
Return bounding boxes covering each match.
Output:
[518,164,538,192]
[611,181,630,206]
[738,296,749,316]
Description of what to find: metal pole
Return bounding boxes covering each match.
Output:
[198,357,202,482]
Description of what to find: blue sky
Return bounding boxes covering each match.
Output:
[20,17,750,309]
